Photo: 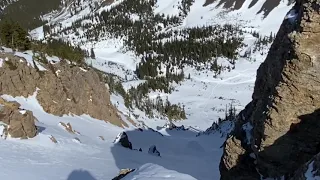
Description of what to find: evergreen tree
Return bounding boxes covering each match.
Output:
[0,20,30,50]
[90,48,96,59]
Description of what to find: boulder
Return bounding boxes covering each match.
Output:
[164,121,186,131]
[114,132,132,149]
[0,100,37,139]
[148,145,161,157]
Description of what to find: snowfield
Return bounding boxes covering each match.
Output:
[0,90,231,180]
[0,0,295,179]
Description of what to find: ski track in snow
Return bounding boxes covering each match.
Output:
[1,0,294,179]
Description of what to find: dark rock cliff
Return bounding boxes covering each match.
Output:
[220,0,320,179]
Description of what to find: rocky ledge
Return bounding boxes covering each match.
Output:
[0,53,127,128]
[0,98,37,139]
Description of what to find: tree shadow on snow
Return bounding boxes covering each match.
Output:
[66,169,97,180]
[111,125,224,180]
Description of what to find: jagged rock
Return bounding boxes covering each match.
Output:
[164,121,177,129]
[112,168,135,180]
[59,122,79,134]
[0,54,39,97]
[49,135,58,144]
[114,132,132,149]
[148,145,161,157]
[220,0,320,179]
[0,98,20,109]
[0,53,127,127]
[0,99,37,139]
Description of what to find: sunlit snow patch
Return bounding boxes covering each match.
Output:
[19,110,27,115]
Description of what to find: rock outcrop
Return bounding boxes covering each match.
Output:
[220,0,320,179]
[114,132,133,149]
[0,53,127,127]
[163,121,186,131]
[112,168,135,180]
[0,98,37,139]
[291,152,320,180]
[148,145,161,157]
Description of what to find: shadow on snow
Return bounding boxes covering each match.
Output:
[110,125,227,179]
[66,169,97,180]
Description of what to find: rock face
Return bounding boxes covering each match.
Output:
[220,0,320,179]
[0,53,127,127]
[0,98,37,139]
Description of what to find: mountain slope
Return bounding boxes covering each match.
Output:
[0,0,295,179]
[204,0,295,18]
[0,77,232,180]
[29,0,293,127]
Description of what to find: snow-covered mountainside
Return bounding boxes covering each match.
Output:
[0,0,294,179]
[30,0,293,128]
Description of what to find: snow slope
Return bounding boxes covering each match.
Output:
[0,89,231,180]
